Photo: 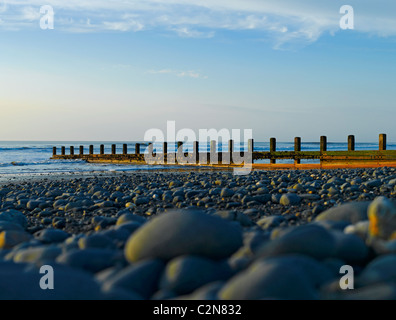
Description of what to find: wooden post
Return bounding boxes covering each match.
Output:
[61,146,65,156]
[135,143,140,155]
[52,147,57,156]
[320,136,327,152]
[248,139,254,153]
[89,145,94,155]
[320,136,327,164]
[144,143,153,164]
[100,144,104,155]
[228,140,234,153]
[228,140,234,164]
[193,141,199,164]
[70,146,74,156]
[163,142,168,163]
[379,134,387,151]
[270,138,276,164]
[294,137,301,165]
[210,140,217,164]
[123,144,127,155]
[79,146,84,155]
[176,141,183,164]
[177,141,183,153]
[112,144,116,155]
[210,140,216,152]
[348,135,355,151]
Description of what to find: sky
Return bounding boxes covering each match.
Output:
[0,0,395,143]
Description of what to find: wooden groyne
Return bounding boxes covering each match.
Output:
[51,134,396,170]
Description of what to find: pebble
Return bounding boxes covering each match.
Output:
[159,255,231,295]
[0,209,28,228]
[134,196,150,205]
[364,179,382,189]
[0,230,32,249]
[357,254,396,287]
[102,259,164,299]
[35,228,70,244]
[213,211,254,227]
[219,255,334,300]
[367,196,396,241]
[256,216,285,230]
[0,221,24,232]
[78,234,116,250]
[344,221,370,240]
[315,201,370,224]
[256,224,336,260]
[251,194,271,204]
[331,231,369,263]
[56,248,121,273]
[12,245,62,263]
[220,188,234,197]
[124,210,243,262]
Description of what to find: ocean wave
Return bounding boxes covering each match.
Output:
[0,147,53,152]
[0,159,87,167]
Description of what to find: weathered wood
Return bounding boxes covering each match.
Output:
[248,139,254,153]
[70,146,74,156]
[177,141,183,152]
[123,144,128,155]
[135,143,140,155]
[89,145,94,155]
[53,147,56,156]
[61,146,65,156]
[348,135,355,151]
[163,142,168,155]
[176,141,185,164]
[100,144,104,155]
[379,134,387,151]
[79,146,84,155]
[270,138,276,164]
[320,136,327,152]
[112,144,116,155]
[228,140,234,153]
[210,140,218,164]
[163,142,168,163]
[294,137,301,164]
[193,141,199,164]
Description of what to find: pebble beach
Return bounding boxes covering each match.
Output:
[0,167,396,300]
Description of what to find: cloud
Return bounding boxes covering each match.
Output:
[1,1,396,46]
[171,27,215,38]
[148,69,208,79]
[103,19,144,32]
[20,6,41,20]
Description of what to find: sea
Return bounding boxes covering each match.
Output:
[0,141,394,176]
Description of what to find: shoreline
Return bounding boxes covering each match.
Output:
[3,163,396,186]
[0,167,236,185]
